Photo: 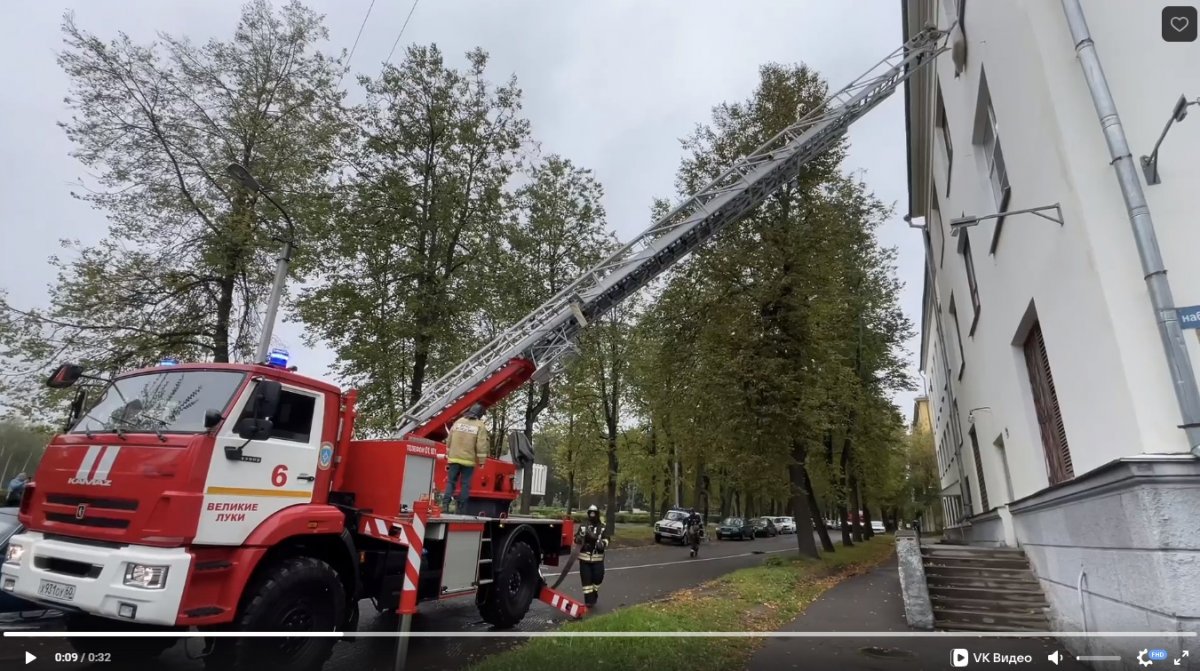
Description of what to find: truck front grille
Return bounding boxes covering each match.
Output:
[46,512,130,529]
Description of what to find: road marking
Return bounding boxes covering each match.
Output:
[607,547,793,572]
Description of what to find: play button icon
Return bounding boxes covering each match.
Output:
[25,651,36,664]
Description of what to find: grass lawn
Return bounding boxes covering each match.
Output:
[608,523,657,548]
[469,536,896,671]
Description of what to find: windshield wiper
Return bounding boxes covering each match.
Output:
[132,413,170,443]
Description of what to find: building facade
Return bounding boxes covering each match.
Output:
[904,0,1200,657]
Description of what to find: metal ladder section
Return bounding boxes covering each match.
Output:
[395,26,949,439]
[476,524,493,588]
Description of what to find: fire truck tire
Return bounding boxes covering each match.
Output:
[204,556,345,671]
[66,613,177,661]
[477,539,538,629]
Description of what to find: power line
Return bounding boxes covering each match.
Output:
[337,0,376,87]
[384,0,421,67]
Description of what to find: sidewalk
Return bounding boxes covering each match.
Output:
[747,554,1089,671]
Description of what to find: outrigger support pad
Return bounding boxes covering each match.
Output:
[538,583,587,619]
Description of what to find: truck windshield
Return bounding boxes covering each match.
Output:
[71,370,246,436]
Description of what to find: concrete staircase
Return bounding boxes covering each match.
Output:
[922,544,1051,632]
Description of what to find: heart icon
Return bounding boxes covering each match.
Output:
[1171,16,1190,32]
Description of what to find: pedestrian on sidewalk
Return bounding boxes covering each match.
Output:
[576,505,609,607]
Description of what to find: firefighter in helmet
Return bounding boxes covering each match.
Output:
[442,402,490,514]
[575,504,609,607]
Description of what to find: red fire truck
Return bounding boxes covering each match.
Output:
[0,26,946,671]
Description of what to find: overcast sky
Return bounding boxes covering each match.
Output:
[0,0,925,424]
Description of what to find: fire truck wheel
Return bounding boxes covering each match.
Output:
[205,556,346,671]
[66,613,177,660]
[477,539,538,629]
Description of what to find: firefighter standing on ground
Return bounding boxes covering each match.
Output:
[442,403,490,514]
[576,504,609,607]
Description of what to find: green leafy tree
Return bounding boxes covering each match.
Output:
[296,44,530,434]
[1,0,344,423]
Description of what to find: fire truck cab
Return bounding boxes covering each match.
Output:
[2,360,574,670]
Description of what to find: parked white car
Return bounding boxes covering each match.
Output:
[771,516,796,534]
[654,508,699,544]
[871,520,886,533]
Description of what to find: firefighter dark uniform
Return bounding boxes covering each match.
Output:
[576,505,608,607]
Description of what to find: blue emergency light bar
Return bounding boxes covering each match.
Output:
[267,348,290,369]
[159,357,179,366]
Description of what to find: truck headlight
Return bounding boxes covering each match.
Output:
[4,544,24,566]
[123,563,169,590]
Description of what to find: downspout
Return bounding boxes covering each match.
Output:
[1061,0,1200,456]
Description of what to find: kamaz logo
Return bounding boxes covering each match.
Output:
[68,477,112,487]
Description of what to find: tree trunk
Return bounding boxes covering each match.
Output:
[410,331,430,405]
[701,473,711,523]
[839,504,854,547]
[787,439,820,559]
[213,274,235,363]
[566,468,576,515]
[850,474,864,543]
[520,382,551,514]
[862,504,875,540]
[804,466,835,552]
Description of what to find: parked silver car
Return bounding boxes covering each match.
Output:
[771,516,796,534]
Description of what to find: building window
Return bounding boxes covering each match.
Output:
[959,232,981,333]
[936,86,953,195]
[974,70,1012,254]
[969,426,989,512]
[1022,320,1074,485]
[930,202,946,269]
[949,296,966,379]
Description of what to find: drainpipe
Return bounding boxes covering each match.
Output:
[1062,0,1200,456]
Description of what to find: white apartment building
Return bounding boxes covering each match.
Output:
[904,0,1200,656]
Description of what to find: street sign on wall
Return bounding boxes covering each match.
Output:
[1178,305,1200,330]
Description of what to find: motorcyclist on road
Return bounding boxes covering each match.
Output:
[686,508,704,558]
[575,505,609,607]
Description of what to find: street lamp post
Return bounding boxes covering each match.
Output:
[1140,94,1198,186]
[226,163,297,364]
[948,203,1064,236]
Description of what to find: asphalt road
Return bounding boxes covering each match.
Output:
[1,531,829,671]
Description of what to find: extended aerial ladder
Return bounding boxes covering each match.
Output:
[398,26,949,443]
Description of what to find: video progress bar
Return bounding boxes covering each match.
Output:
[5,631,1196,639]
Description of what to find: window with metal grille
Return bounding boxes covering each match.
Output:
[1022,320,1074,485]
[969,426,989,512]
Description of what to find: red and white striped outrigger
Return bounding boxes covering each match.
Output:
[356,497,584,619]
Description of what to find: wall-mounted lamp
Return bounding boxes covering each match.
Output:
[949,204,1064,236]
[1140,94,1199,185]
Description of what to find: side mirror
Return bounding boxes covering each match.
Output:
[203,409,223,429]
[47,363,84,389]
[235,417,273,440]
[249,379,282,421]
[64,388,88,433]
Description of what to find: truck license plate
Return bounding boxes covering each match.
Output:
[37,579,76,602]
